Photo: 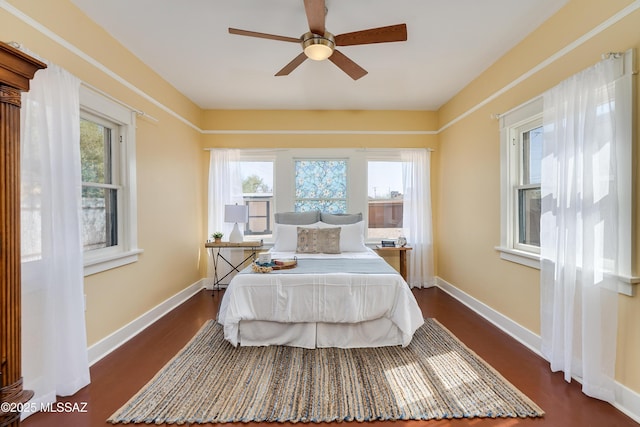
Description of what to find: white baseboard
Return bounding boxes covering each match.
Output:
[87,279,206,365]
[435,277,542,356]
[434,276,640,424]
[614,380,640,423]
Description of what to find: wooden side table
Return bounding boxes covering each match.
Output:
[375,245,413,281]
[205,240,263,290]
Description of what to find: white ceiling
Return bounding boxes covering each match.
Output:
[70,0,567,111]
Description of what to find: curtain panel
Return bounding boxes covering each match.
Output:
[20,60,90,416]
[208,149,243,238]
[540,56,620,402]
[207,149,243,284]
[401,149,435,288]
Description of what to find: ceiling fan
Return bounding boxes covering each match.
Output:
[228,0,407,80]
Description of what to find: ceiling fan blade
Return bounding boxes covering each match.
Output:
[275,52,308,76]
[328,50,367,80]
[303,0,326,34]
[228,28,300,43]
[335,24,407,46]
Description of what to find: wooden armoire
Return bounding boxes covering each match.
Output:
[0,42,46,427]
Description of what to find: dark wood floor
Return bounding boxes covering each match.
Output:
[22,287,637,427]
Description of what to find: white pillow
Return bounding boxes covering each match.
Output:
[318,221,367,252]
[274,223,321,252]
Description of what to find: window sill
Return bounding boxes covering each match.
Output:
[84,248,144,276]
[495,246,540,269]
[617,275,640,297]
[495,246,639,296]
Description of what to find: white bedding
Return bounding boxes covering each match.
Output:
[217,248,424,348]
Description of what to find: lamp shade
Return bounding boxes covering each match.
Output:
[224,204,248,224]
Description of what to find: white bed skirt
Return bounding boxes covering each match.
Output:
[218,250,425,349]
[238,317,405,349]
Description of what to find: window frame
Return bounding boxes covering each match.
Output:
[80,111,121,252]
[237,155,276,238]
[293,158,349,213]
[512,117,542,254]
[80,85,141,276]
[497,97,543,269]
[607,49,637,295]
[367,158,406,240]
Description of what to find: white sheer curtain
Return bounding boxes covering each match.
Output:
[540,57,620,402]
[20,61,90,416]
[207,149,243,237]
[401,149,435,288]
[207,149,243,284]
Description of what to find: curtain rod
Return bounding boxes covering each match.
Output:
[491,96,542,120]
[601,51,623,60]
[81,82,159,123]
[492,50,630,119]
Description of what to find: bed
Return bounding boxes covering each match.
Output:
[217,211,424,349]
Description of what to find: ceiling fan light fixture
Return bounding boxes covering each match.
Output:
[302,31,335,61]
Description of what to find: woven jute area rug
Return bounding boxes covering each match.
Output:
[108,319,544,424]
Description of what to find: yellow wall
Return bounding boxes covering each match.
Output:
[436,0,640,392]
[201,109,438,148]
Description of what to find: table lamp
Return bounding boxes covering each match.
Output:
[225,204,248,243]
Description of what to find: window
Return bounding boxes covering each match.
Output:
[498,97,543,268]
[239,160,274,237]
[80,86,141,275]
[514,119,542,251]
[234,149,418,243]
[227,149,426,245]
[368,161,404,239]
[498,50,636,281]
[81,114,119,251]
[294,159,347,213]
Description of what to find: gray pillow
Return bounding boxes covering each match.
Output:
[275,211,320,225]
[320,212,363,225]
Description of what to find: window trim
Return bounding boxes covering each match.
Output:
[81,111,122,253]
[367,159,406,239]
[512,117,542,254]
[80,85,142,276]
[497,97,543,269]
[293,158,348,213]
[238,155,276,238]
[613,49,637,294]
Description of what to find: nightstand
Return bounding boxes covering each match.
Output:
[375,245,412,281]
[205,240,263,290]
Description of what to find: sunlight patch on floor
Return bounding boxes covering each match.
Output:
[384,362,434,407]
[427,351,480,389]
